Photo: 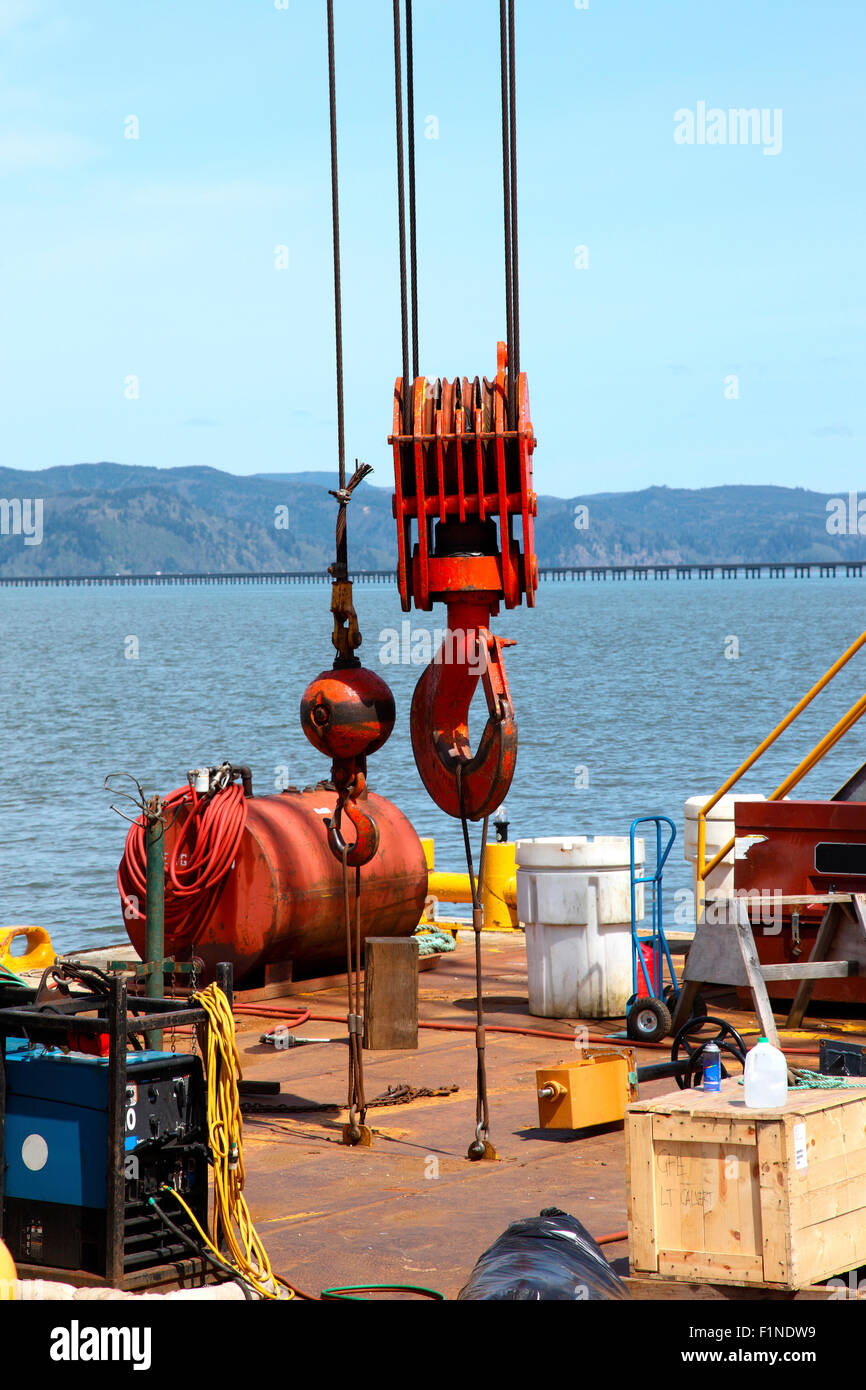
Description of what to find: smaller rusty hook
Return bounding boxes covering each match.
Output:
[326,788,380,868]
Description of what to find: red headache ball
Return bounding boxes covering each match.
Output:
[300,665,395,762]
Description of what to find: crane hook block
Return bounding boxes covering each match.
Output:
[389,341,537,820]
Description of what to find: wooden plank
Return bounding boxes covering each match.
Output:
[651,1137,763,1277]
[733,899,782,1047]
[670,978,702,1034]
[706,894,852,907]
[762,960,855,980]
[757,1119,793,1285]
[680,923,750,988]
[623,1274,853,1300]
[659,1250,765,1282]
[794,1206,866,1286]
[630,1079,866,1119]
[789,1102,866,1229]
[626,1112,658,1273]
[362,937,418,1051]
[651,1114,756,1146]
[678,900,782,1046]
[787,903,842,1029]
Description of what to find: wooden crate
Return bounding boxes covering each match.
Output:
[626,1079,866,1290]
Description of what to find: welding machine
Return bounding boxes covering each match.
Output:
[2,1039,209,1277]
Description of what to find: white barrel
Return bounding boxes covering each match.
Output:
[683,794,767,915]
[516,836,644,1019]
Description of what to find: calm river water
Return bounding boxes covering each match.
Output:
[2,577,865,954]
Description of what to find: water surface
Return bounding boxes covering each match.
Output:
[2,577,864,954]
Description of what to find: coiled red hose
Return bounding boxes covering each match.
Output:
[118,783,248,948]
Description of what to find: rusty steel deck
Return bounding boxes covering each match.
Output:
[229,933,864,1300]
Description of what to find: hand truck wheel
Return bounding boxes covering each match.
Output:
[626,997,672,1045]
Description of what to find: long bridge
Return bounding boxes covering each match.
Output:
[0,561,863,588]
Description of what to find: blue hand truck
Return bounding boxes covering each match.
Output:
[625,815,680,1044]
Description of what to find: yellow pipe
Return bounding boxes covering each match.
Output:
[429,871,473,904]
[696,628,866,910]
[419,838,518,930]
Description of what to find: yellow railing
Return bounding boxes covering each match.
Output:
[696,628,866,916]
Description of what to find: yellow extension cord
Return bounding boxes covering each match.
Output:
[162,982,292,1301]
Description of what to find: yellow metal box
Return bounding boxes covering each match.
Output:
[536,1048,637,1130]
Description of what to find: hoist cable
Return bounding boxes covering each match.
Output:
[499,0,521,419]
[342,852,367,1138]
[457,765,492,1156]
[507,0,520,389]
[499,0,514,412]
[326,0,346,491]
[392,0,411,430]
[406,0,419,380]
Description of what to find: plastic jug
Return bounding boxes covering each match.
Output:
[743,1036,788,1108]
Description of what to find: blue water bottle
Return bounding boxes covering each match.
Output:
[702,1042,722,1091]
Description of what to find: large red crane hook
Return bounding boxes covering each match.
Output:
[390,342,537,821]
[410,600,517,821]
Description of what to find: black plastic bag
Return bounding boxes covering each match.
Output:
[457,1207,630,1301]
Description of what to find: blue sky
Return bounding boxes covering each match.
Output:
[1,0,863,497]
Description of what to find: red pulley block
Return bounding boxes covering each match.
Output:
[389,341,537,820]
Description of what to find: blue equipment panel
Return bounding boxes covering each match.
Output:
[4,1045,176,1210]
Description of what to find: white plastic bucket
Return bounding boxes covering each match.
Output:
[516,836,644,1019]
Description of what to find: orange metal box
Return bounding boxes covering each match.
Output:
[536,1049,637,1130]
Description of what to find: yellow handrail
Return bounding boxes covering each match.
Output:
[696,628,866,916]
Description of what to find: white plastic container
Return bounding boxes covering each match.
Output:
[743,1036,788,1108]
[516,836,643,1019]
[683,794,768,919]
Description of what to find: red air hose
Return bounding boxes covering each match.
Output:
[118,783,248,948]
[232,1004,822,1058]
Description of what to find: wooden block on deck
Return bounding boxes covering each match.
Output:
[362,937,418,1051]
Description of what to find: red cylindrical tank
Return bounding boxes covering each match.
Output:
[124,787,428,987]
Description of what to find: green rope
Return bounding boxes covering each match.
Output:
[413,927,456,955]
[790,1068,866,1090]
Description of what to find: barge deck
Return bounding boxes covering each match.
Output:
[216,932,864,1300]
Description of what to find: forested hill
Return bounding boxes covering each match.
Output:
[0,463,862,577]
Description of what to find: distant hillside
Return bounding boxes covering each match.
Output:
[0,463,863,577]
